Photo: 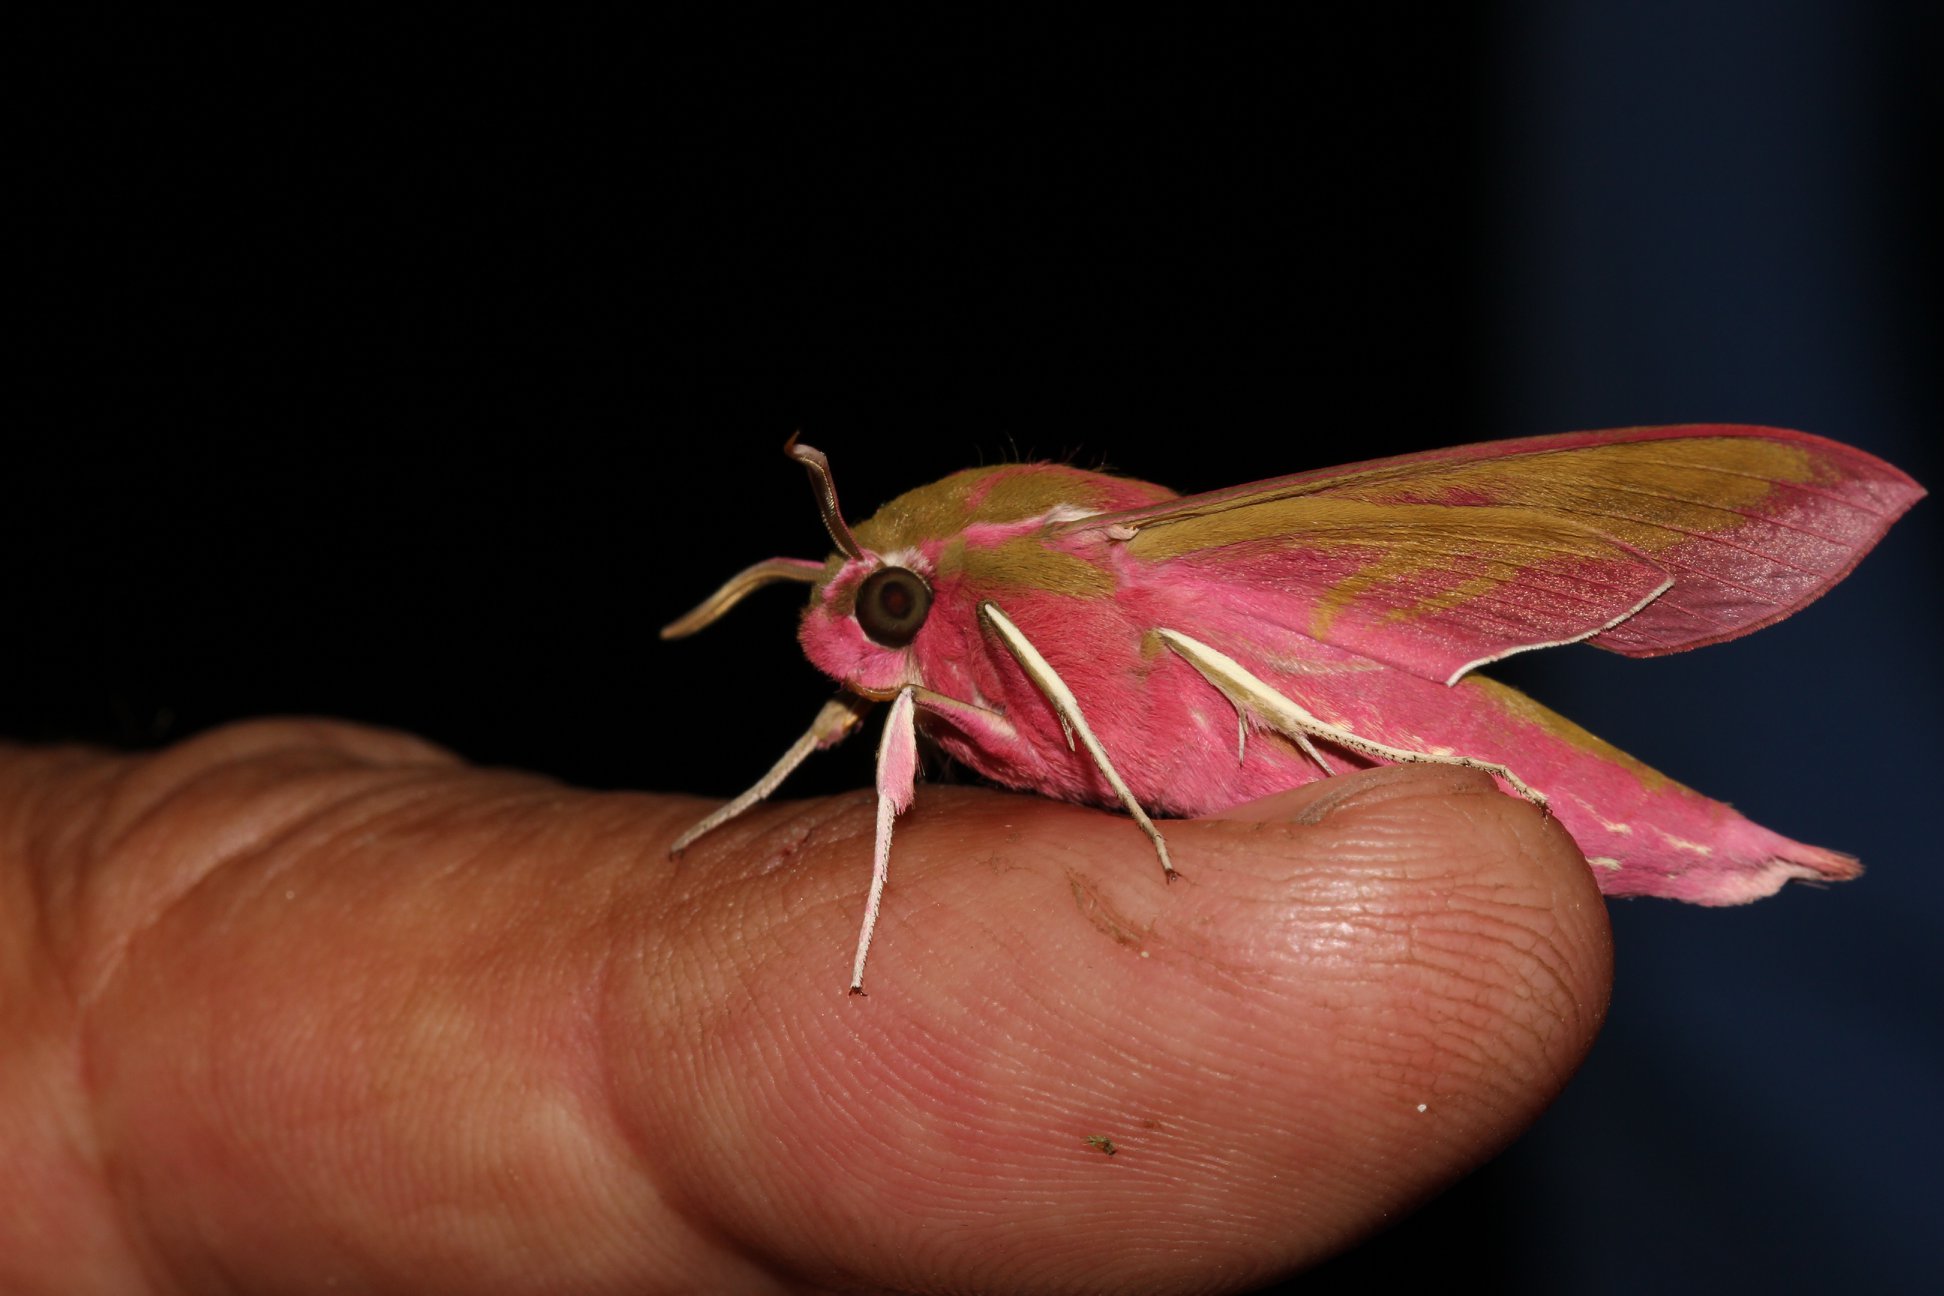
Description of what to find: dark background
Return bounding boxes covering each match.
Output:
[15,6,1941,1292]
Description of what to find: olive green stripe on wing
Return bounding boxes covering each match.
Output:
[1461,675,1673,793]
[1354,436,1916,654]
[1121,437,1812,558]
[1111,433,1920,660]
[1135,499,1672,683]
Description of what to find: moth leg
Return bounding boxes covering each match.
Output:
[1302,739,1346,775]
[1156,629,1549,808]
[670,694,870,855]
[1229,687,1329,772]
[853,686,919,994]
[909,687,1020,747]
[979,602,1175,878]
[1279,725,1332,775]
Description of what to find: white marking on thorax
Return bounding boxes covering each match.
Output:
[1044,504,1102,525]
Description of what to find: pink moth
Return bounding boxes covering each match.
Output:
[664,428,1922,992]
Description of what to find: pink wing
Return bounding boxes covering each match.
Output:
[1065,425,1923,684]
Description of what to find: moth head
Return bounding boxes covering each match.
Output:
[789,438,936,694]
[660,438,935,697]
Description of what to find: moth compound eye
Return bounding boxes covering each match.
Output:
[855,566,932,647]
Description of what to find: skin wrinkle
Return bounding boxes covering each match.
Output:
[1268,781,1599,1123]
[1393,881,1591,1100]
[590,916,777,1296]
[1095,778,1581,1277]
[62,730,454,980]
[1238,886,1569,1151]
[0,763,149,1293]
[1435,888,1582,1020]
[14,747,128,930]
[11,745,276,1292]
[12,755,147,1086]
[85,723,459,866]
[699,1050,901,1285]
[493,792,793,1287]
[686,812,1214,1286]
[17,776,79,1015]
[74,746,672,1291]
[674,795,877,906]
[118,754,448,1289]
[80,768,479,1012]
[600,811,826,1291]
[1430,938,1581,1070]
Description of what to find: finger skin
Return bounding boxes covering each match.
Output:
[0,723,1611,1294]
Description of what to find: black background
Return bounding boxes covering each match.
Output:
[15,7,1942,1292]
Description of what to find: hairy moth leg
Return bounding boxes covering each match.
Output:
[979,602,1176,878]
[1232,702,1334,775]
[1156,629,1549,808]
[909,687,1020,745]
[853,687,919,993]
[669,694,871,854]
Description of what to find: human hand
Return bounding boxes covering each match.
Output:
[1,720,1610,1293]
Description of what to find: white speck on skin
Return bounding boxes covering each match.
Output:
[1417,1103,1428,1113]
[285,889,296,900]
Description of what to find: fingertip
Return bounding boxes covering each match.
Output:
[1181,760,1613,1188]
[631,780,1614,1289]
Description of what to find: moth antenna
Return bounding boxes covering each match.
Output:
[1155,629,1549,807]
[785,435,866,561]
[851,687,919,994]
[660,557,827,639]
[670,696,870,854]
[979,602,1175,878]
